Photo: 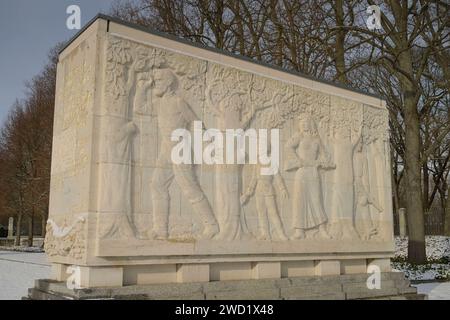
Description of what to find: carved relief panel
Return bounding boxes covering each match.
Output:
[93,34,392,247]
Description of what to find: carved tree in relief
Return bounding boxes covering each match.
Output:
[327,99,362,240]
[99,36,152,239]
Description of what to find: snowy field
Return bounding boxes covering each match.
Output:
[392,236,450,281]
[0,250,50,300]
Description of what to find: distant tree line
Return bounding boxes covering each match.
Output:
[0,1,448,263]
[108,0,449,264]
[0,46,60,246]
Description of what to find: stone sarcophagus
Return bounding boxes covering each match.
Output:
[46,15,394,287]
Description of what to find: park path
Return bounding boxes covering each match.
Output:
[414,282,450,300]
[0,250,50,300]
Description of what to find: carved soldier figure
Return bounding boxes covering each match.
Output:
[149,68,219,240]
[285,116,333,240]
[240,161,289,241]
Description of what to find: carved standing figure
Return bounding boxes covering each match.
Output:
[99,37,144,239]
[205,71,288,241]
[354,140,383,240]
[285,116,333,239]
[149,68,219,240]
[240,161,289,241]
[329,125,361,240]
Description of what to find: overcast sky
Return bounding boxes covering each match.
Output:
[0,0,115,126]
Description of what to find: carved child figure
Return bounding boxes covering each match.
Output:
[240,162,289,241]
[149,68,219,240]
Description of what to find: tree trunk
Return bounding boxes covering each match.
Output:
[445,186,450,236]
[333,0,348,84]
[423,163,429,211]
[14,213,22,246]
[27,210,34,247]
[404,88,426,264]
[41,216,46,237]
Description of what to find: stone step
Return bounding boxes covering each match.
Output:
[28,273,426,300]
[398,286,418,295]
[206,288,280,300]
[284,293,346,300]
[281,283,343,299]
[343,279,396,292]
[28,288,72,300]
[346,287,399,300]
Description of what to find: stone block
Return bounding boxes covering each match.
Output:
[177,264,210,283]
[79,266,123,288]
[367,258,391,272]
[340,259,367,274]
[281,261,315,277]
[124,264,177,285]
[51,264,69,282]
[315,260,341,276]
[252,262,281,279]
[210,262,252,281]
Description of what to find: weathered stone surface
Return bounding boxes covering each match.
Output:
[280,284,342,298]
[28,273,424,300]
[346,288,399,300]
[342,279,396,291]
[284,293,346,300]
[206,289,280,300]
[42,14,396,290]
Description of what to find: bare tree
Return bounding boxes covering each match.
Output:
[0,46,59,246]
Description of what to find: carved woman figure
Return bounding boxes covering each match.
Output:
[285,116,333,239]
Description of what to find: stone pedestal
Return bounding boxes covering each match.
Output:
[26,272,426,300]
[40,14,399,295]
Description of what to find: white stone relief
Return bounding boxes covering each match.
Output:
[92,35,391,244]
[285,115,334,240]
[149,68,219,240]
[44,215,86,260]
[327,100,363,240]
[354,139,383,240]
[205,65,252,240]
[241,162,289,241]
[99,36,143,239]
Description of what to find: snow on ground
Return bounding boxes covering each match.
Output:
[393,262,450,281]
[392,236,450,281]
[394,236,450,260]
[0,250,50,300]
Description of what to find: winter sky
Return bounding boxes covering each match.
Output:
[0,0,115,126]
